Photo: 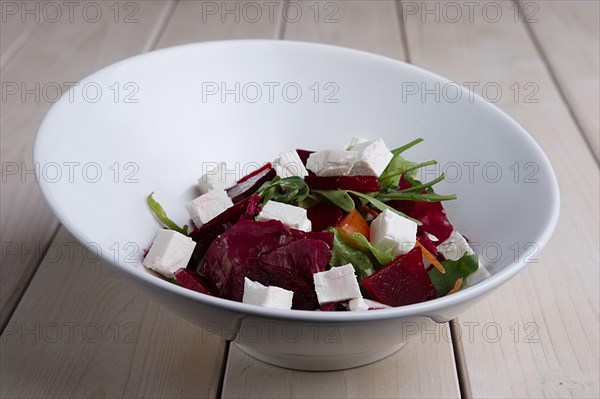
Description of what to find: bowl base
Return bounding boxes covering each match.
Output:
[234,342,407,371]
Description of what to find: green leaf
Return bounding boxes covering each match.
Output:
[379,154,418,189]
[428,254,479,296]
[376,191,457,202]
[312,190,355,212]
[258,176,309,206]
[147,192,188,235]
[348,190,422,225]
[329,228,376,279]
[391,138,424,156]
[340,230,396,266]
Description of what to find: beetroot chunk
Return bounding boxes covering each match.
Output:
[295,149,314,166]
[362,247,438,307]
[199,220,331,309]
[226,164,276,204]
[200,220,296,301]
[307,201,344,232]
[305,175,381,192]
[174,268,215,296]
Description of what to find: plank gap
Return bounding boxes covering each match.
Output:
[515,0,599,165]
[216,340,231,399]
[0,223,61,334]
[144,0,180,52]
[450,319,472,399]
[277,0,289,39]
[396,0,412,63]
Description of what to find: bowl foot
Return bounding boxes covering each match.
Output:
[234,341,407,371]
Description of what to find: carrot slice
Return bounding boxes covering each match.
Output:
[415,241,445,274]
[447,278,463,295]
[336,209,370,240]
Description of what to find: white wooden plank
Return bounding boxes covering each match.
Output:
[523,0,599,159]
[402,0,599,396]
[0,0,173,329]
[221,2,460,397]
[0,228,226,398]
[156,0,283,48]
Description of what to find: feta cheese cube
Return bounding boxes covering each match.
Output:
[313,264,362,305]
[370,209,418,257]
[344,136,369,150]
[306,150,357,176]
[143,229,196,279]
[363,299,391,309]
[257,201,311,232]
[186,189,233,228]
[349,297,369,311]
[274,150,309,178]
[242,278,294,309]
[349,138,394,177]
[437,230,475,261]
[198,162,237,193]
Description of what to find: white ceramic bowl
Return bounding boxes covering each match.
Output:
[34,40,559,370]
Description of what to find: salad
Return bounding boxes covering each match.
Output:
[143,137,482,311]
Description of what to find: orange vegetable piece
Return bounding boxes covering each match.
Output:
[414,241,446,274]
[336,209,370,240]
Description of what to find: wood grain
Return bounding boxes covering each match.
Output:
[0,0,172,330]
[522,0,599,160]
[220,2,460,397]
[0,228,226,398]
[156,0,283,49]
[222,322,459,399]
[402,0,599,396]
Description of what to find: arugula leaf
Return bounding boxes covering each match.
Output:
[258,176,309,206]
[348,190,422,225]
[339,230,396,266]
[329,228,376,279]
[312,189,355,212]
[379,154,418,189]
[428,254,479,295]
[391,138,424,156]
[376,191,457,202]
[147,192,188,235]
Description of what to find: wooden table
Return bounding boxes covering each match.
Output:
[1,1,598,397]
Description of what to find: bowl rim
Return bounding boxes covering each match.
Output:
[34,39,560,323]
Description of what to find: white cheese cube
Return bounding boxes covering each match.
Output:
[257,201,312,232]
[344,136,369,150]
[437,230,475,261]
[274,150,309,178]
[242,278,294,309]
[306,150,357,176]
[349,138,394,177]
[143,229,196,279]
[370,209,418,257]
[349,297,369,311]
[197,162,237,193]
[363,299,391,309]
[186,189,233,228]
[313,264,362,305]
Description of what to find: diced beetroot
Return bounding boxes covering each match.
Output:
[174,268,214,296]
[305,175,381,192]
[290,229,334,249]
[295,149,314,166]
[259,239,331,284]
[237,163,272,184]
[246,263,320,310]
[391,176,454,242]
[187,196,252,267]
[226,165,276,204]
[199,220,332,309]
[390,199,453,242]
[362,247,439,307]
[307,202,344,232]
[316,303,337,311]
[243,194,263,219]
[200,220,296,301]
[417,228,438,257]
